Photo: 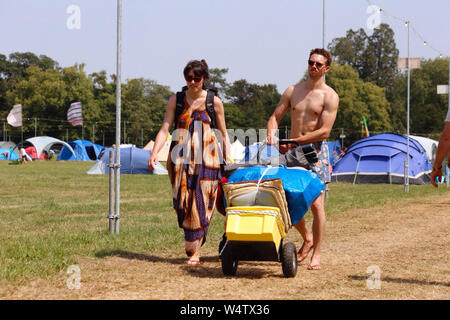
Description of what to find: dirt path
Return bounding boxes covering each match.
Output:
[2,192,449,300]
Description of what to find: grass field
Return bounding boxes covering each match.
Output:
[0,160,449,299]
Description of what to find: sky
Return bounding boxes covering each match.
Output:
[1,0,449,94]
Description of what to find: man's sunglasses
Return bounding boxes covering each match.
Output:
[308,60,324,68]
[185,75,203,83]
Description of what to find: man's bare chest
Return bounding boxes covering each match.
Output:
[290,91,325,117]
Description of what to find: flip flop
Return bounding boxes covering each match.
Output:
[297,243,314,263]
[307,264,321,270]
[186,260,203,266]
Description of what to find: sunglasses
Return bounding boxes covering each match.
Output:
[185,75,203,83]
[308,60,324,68]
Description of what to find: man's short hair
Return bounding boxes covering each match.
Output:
[309,48,332,66]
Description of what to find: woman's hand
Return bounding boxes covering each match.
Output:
[148,153,158,171]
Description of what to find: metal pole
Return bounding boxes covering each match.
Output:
[108,150,115,234]
[323,0,326,83]
[405,21,410,193]
[34,118,37,137]
[114,0,122,234]
[322,0,325,49]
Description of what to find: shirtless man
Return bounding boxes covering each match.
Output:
[266,48,339,270]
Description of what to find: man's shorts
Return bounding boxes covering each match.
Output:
[309,140,331,184]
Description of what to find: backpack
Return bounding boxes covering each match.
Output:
[174,85,218,129]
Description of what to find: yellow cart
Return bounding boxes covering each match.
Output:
[220,179,297,277]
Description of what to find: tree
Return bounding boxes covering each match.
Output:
[325,63,392,143]
[8,64,98,141]
[389,58,449,136]
[363,24,399,88]
[328,24,399,89]
[225,79,281,130]
[328,28,368,77]
[121,78,172,145]
[208,67,229,98]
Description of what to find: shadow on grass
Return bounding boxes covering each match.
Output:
[94,249,283,279]
[94,248,218,264]
[348,275,450,287]
[182,261,284,280]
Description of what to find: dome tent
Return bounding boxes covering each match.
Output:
[57,139,104,161]
[0,148,19,160]
[87,147,168,175]
[331,133,432,185]
[19,136,75,160]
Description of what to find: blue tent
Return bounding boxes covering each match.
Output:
[87,147,168,175]
[0,148,19,160]
[57,140,104,161]
[331,133,432,184]
[327,141,342,167]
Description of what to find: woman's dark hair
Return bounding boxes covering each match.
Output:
[183,59,210,84]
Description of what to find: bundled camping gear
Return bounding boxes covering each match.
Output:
[224,140,318,178]
[219,140,325,277]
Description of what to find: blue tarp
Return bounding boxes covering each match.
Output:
[332,133,432,184]
[0,148,19,160]
[87,147,168,175]
[57,140,104,161]
[226,166,325,225]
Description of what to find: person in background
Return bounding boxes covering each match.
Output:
[430,107,450,187]
[20,148,28,163]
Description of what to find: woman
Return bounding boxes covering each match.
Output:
[148,59,229,265]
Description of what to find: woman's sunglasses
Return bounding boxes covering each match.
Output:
[308,60,324,68]
[185,75,203,83]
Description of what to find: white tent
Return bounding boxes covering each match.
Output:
[21,136,75,158]
[409,135,439,164]
[143,134,171,162]
[230,139,246,162]
[0,141,16,149]
[143,140,154,151]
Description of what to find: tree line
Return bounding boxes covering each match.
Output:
[1,23,448,147]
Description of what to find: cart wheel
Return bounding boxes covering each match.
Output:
[281,242,297,278]
[221,246,238,276]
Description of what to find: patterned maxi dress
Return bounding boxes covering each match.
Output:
[167,98,222,255]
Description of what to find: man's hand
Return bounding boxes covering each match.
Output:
[266,134,278,146]
[430,167,442,187]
